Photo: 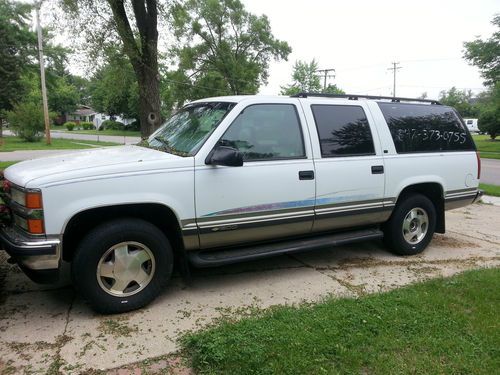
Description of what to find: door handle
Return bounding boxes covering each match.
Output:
[299,170,315,180]
[371,165,384,174]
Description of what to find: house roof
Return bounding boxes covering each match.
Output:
[69,105,97,116]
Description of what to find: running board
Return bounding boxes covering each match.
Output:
[188,228,383,268]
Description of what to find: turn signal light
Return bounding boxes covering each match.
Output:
[26,192,43,209]
[27,219,44,234]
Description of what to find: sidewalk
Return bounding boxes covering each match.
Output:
[3,129,140,145]
[481,195,500,206]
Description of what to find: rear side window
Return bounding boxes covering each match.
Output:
[378,102,475,153]
[311,105,375,157]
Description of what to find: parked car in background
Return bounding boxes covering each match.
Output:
[0,93,482,313]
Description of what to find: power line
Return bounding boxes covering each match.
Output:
[387,62,402,97]
[316,68,336,90]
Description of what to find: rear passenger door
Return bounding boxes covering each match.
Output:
[302,102,389,233]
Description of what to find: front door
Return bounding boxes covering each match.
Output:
[195,102,315,249]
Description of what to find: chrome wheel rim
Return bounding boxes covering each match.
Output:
[402,207,429,245]
[97,241,155,297]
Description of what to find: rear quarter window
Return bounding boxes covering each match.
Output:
[378,102,475,153]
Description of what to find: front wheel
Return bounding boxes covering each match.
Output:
[72,218,173,314]
[383,194,436,256]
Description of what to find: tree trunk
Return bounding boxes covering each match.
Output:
[137,67,161,139]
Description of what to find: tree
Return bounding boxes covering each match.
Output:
[323,84,345,95]
[280,59,345,96]
[90,52,139,119]
[6,101,54,142]
[280,60,321,95]
[62,0,163,138]
[479,106,500,139]
[463,14,500,86]
[170,0,291,97]
[438,87,477,117]
[0,0,37,135]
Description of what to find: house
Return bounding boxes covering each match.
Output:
[58,105,135,129]
[63,105,97,124]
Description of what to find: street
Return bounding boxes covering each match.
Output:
[0,203,499,373]
[481,158,500,185]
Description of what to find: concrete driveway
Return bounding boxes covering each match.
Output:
[1,203,499,374]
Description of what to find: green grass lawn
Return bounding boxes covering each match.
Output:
[480,183,500,197]
[0,136,119,152]
[472,135,500,159]
[51,126,141,137]
[0,161,18,170]
[182,268,499,375]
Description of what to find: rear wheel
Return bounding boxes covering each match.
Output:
[72,218,173,313]
[383,194,436,256]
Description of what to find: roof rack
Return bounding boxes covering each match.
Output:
[290,92,441,105]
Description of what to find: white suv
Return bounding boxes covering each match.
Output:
[0,93,482,313]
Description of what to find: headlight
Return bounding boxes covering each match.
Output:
[7,183,45,235]
[10,187,43,209]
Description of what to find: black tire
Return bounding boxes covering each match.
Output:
[71,218,173,314]
[383,194,436,256]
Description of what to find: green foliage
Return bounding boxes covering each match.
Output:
[323,84,345,95]
[463,15,500,86]
[479,108,500,139]
[280,60,322,95]
[0,0,36,115]
[64,121,76,131]
[169,0,291,100]
[438,87,478,117]
[90,52,138,119]
[126,120,140,131]
[183,269,500,375]
[47,75,80,115]
[6,101,52,142]
[101,120,125,130]
[81,121,95,130]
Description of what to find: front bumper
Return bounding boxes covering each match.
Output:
[0,225,61,283]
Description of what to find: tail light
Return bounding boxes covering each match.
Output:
[476,151,481,180]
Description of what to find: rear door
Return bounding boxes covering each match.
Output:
[300,100,389,232]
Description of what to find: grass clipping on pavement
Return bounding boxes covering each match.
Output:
[182,268,499,374]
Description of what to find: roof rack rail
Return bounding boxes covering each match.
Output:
[290,92,441,105]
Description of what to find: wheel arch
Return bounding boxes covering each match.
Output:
[61,203,186,262]
[394,182,445,234]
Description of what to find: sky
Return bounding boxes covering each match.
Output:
[240,0,499,99]
[37,0,499,100]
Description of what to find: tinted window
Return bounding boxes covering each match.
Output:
[221,104,305,161]
[466,120,473,124]
[378,102,475,153]
[311,105,375,157]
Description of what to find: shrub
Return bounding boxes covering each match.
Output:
[101,120,125,130]
[479,109,500,140]
[64,121,76,131]
[6,101,45,142]
[126,120,140,131]
[81,121,95,130]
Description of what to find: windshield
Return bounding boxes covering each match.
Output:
[145,102,236,156]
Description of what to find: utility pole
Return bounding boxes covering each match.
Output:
[387,62,402,97]
[316,68,336,91]
[36,1,51,145]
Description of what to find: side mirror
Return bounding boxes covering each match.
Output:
[205,146,244,167]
